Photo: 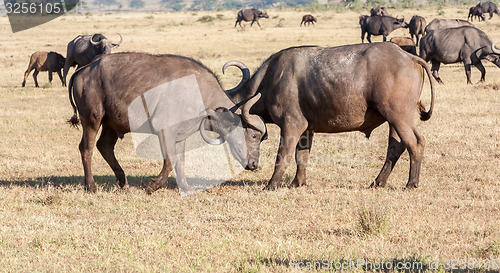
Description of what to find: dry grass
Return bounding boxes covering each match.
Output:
[0,7,499,272]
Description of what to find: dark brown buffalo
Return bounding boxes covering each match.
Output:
[68,52,266,194]
[420,26,500,84]
[370,6,389,16]
[409,15,427,45]
[63,33,122,86]
[468,6,486,21]
[424,18,473,34]
[476,1,500,19]
[360,15,408,42]
[22,51,65,87]
[300,14,317,26]
[225,43,435,190]
[390,37,417,55]
[234,8,269,28]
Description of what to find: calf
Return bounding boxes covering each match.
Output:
[468,6,486,21]
[22,51,65,87]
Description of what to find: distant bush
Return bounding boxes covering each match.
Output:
[197,15,214,23]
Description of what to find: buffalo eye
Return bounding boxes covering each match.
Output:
[252,134,257,139]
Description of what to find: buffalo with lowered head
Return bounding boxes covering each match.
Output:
[68,52,266,194]
[360,15,408,43]
[63,33,122,86]
[476,1,500,19]
[468,6,486,21]
[234,8,269,28]
[300,14,317,26]
[409,15,426,45]
[22,51,65,87]
[225,43,435,190]
[419,26,500,84]
[424,18,473,34]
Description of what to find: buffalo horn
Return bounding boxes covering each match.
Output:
[242,93,266,135]
[222,60,250,94]
[492,42,500,54]
[199,110,225,145]
[112,33,123,46]
[90,34,102,46]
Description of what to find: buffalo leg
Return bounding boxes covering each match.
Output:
[382,35,387,42]
[33,70,40,87]
[48,71,53,83]
[173,140,195,194]
[474,61,486,82]
[391,121,425,188]
[79,119,100,193]
[367,33,372,43]
[96,124,128,189]
[22,67,34,87]
[290,130,314,188]
[464,62,473,84]
[431,60,444,84]
[56,70,64,86]
[265,121,308,190]
[371,125,406,188]
[361,31,366,43]
[415,35,420,46]
[146,130,175,194]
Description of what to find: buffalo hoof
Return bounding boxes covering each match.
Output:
[85,184,97,193]
[146,176,167,195]
[263,182,282,191]
[405,182,419,189]
[289,179,306,188]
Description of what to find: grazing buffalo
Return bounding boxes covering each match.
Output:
[468,6,486,21]
[225,43,435,189]
[419,26,500,84]
[476,1,500,19]
[370,6,389,16]
[22,51,65,87]
[68,52,266,194]
[63,33,122,86]
[234,8,269,28]
[390,37,417,55]
[409,15,427,45]
[424,18,473,34]
[360,15,408,42]
[300,14,317,26]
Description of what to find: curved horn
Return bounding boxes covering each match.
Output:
[492,41,500,54]
[112,33,123,45]
[242,93,266,135]
[199,111,225,145]
[90,34,102,46]
[222,60,250,94]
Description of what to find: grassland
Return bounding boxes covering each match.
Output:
[0,6,499,272]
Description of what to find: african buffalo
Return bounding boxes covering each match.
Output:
[234,8,269,28]
[225,43,435,189]
[63,33,122,86]
[419,26,500,84]
[370,6,389,16]
[476,1,500,19]
[468,6,486,21]
[300,14,317,26]
[360,15,408,42]
[409,15,427,45]
[68,52,266,194]
[424,18,473,34]
[22,51,65,87]
[390,37,417,55]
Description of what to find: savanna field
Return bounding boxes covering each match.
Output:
[0,5,499,272]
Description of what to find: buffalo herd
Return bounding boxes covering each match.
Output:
[20,3,499,194]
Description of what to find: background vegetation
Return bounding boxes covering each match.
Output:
[0,5,499,272]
